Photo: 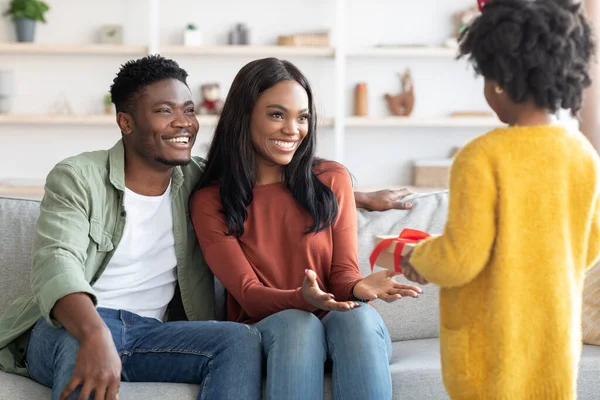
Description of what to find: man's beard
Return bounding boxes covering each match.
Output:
[155,157,191,167]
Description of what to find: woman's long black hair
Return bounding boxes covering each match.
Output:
[198,57,338,238]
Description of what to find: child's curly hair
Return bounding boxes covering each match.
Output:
[459,0,596,115]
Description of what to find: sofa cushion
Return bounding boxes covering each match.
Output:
[2,343,597,400]
[356,191,448,341]
[0,197,41,314]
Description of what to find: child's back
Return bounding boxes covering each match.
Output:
[403,0,599,398]
[412,123,599,398]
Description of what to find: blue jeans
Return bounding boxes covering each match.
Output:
[255,305,393,400]
[26,308,262,400]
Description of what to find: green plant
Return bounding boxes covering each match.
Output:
[103,93,112,106]
[187,23,197,30]
[3,0,50,23]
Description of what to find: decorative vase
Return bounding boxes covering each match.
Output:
[15,18,36,42]
[184,30,202,46]
[354,83,368,116]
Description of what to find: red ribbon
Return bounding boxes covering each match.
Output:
[369,229,430,273]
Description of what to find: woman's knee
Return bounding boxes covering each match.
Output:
[325,305,388,339]
[258,309,325,350]
[324,306,392,363]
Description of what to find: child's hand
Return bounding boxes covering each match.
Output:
[403,264,429,285]
[402,249,429,285]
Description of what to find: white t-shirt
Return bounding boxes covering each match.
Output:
[93,182,177,321]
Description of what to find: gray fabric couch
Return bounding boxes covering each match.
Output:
[1,193,599,399]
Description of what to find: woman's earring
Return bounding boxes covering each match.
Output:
[495,86,504,94]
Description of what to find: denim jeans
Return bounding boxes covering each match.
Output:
[255,305,393,400]
[26,308,262,400]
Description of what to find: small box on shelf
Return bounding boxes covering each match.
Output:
[413,159,452,188]
[277,32,329,47]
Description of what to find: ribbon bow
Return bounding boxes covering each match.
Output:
[369,229,430,274]
[478,0,489,12]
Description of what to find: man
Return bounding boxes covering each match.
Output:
[0,55,413,400]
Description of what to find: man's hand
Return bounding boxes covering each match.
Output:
[60,328,121,400]
[352,270,422,303]
[355,189,414,211]
[51,293,121,400]
[302,269,360,311]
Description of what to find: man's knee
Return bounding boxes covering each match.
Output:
[218,322,262,353]
[27,318,80,390]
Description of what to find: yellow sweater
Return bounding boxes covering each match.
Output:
[411,125,600,400]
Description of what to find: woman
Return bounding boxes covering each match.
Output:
[190,57,422,400]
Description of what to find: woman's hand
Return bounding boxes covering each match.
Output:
[302,269,360,311]
[352,270,422,303]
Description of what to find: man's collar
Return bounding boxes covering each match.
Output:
[108,139,184,192]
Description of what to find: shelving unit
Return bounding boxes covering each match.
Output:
[162,45,335,58]
[0,114,116,125]
[2,0,519,189]
[346,46,457,58]
[1,114,499,129]
[345,116,502,128]
[0,43,147,56]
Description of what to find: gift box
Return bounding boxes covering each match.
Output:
[369,229,432,273]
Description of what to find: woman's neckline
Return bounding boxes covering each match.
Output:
[254,181,286,190]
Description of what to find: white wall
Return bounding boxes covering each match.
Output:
[0,0,490,189]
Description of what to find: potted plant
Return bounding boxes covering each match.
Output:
[183,23,202,47]
[3,0,50,43]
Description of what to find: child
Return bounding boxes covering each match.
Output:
[402,0,600,399]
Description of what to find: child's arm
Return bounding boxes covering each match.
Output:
[409,147,497,288]
[586,195,600,271]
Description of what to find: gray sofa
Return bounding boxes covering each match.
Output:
[1,193,599,399]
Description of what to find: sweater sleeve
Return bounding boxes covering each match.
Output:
[326,166,364,300]
[410,147,497,288]
[190,189,314,321]
[586,195,600,271]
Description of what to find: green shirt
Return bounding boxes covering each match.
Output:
[0,140,214,376]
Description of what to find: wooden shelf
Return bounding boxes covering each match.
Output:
[0,180,45,201]
[162,45,335,57]
[0,114,335,128]
[345,116,503,128]
[0,43,148,55]
[0,43,460,58]
[0,114,116,125]
[346,46,458,58]
[2,115,498,129]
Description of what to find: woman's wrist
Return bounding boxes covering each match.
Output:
[350,283,369,302]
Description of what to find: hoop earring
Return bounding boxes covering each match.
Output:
[495,86,504,94]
